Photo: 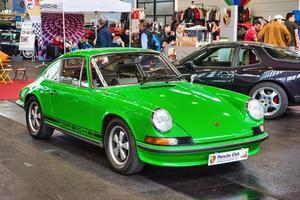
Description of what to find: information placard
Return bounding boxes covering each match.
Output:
[19,22,35,51]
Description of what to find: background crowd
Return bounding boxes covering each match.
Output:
[244,12,299,51]
[50,11,300,56]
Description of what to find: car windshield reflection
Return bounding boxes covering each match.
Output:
[91,53,181,87]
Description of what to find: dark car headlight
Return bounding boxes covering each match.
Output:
[247,99,264,120]
[152,108,173,133]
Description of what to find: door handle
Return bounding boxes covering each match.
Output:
[49,90,57,95]
[218,71,234,77]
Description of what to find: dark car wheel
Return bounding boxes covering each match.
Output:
[249,82,288,120]
[22,50,34,59]
[26,96,54,139]
[104,118,145,175]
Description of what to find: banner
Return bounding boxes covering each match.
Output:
[24,0,41,23]
[19,22,36,51]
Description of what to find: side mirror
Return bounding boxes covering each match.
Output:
[191,74,197,84]
[186,61,195,73]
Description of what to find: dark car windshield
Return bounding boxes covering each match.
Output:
[91,53,181,87]
[264,47,300,61]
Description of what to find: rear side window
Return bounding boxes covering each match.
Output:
[44,60,61,81]
[264,47,300,61]
[60,58,86,87]
[238,48,260,66]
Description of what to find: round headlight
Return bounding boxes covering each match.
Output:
[247,99,264,120]
[152,109,173,133]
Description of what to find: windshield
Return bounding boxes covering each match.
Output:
[91,53,181,87]
[264,47,300,61]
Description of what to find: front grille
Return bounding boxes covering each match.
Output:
[177,137,193,145]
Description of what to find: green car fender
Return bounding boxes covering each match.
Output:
[92,90,190,142]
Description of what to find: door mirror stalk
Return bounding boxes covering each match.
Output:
[191,74,197,84]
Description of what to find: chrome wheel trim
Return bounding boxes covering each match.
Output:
[108,126,130,166]
[28,102,42,134]
[252,87,281,117]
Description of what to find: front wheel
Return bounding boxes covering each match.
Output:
[26,96,54,139]
[249,82,288,120]
[104,118,144,175]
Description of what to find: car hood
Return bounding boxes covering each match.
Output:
[108,82,257,144]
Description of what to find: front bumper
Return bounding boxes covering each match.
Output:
[136,132,268,167]
[16,100,25,109]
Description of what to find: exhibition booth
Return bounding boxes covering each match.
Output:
[38,0,131,58]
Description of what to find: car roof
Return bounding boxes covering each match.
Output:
[63,48,156,58]
[204,41,277,48]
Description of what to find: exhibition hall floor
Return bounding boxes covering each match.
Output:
[0,101,299,200]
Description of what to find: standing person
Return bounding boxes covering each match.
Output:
[121,29,130,47]
[161,24,171,48]
[139,19,153,49]
[212,22,221,41]
[244,21,261,42]
[95,18,112,48]
[258,15,291,48]
[285,12,299,51]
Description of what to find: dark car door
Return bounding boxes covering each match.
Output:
[232,46,263,94]
[182,46,238,90]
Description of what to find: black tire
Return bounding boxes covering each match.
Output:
[249,82,288,120]
[25,96,54,139]
[104,118,145,175]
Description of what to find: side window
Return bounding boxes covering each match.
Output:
[44,60,61,81]
[194,47,236,67]
[60,58,85,86]
[238,48,260,66]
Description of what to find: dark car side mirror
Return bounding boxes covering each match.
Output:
[186,61,196,73]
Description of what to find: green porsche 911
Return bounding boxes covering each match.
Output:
[17,48,268,174]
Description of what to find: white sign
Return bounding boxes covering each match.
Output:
[19,22,35,51]
[208,148,249,166]
[220,5,238,42]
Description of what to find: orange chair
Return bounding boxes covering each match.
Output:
[0,59,13,84]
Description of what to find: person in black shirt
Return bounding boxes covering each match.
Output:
[121,29,130,47]
[285,12,299,50]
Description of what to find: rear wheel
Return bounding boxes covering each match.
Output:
[104,118,144,175]
[26,96,54,139]
[22,50,34,59]
[249,82,288,119]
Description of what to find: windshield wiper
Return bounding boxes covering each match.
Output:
[141,74,181,85]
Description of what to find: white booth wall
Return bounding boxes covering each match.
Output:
[177,0,299,20]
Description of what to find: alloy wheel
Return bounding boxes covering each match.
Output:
[28,102,42,134]
[252,87,281,117]
[22,50,34,59]
[108,126,130,166]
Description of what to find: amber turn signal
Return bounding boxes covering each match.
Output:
[144,136,178,146]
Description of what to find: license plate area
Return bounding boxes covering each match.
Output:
[208,148,249,166]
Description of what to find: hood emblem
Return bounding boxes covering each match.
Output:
[213,122,221,127]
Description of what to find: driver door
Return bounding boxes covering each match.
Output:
[189,46,237,90]
[50,57,95,140]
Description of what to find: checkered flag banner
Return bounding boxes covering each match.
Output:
[32,22,43,60]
